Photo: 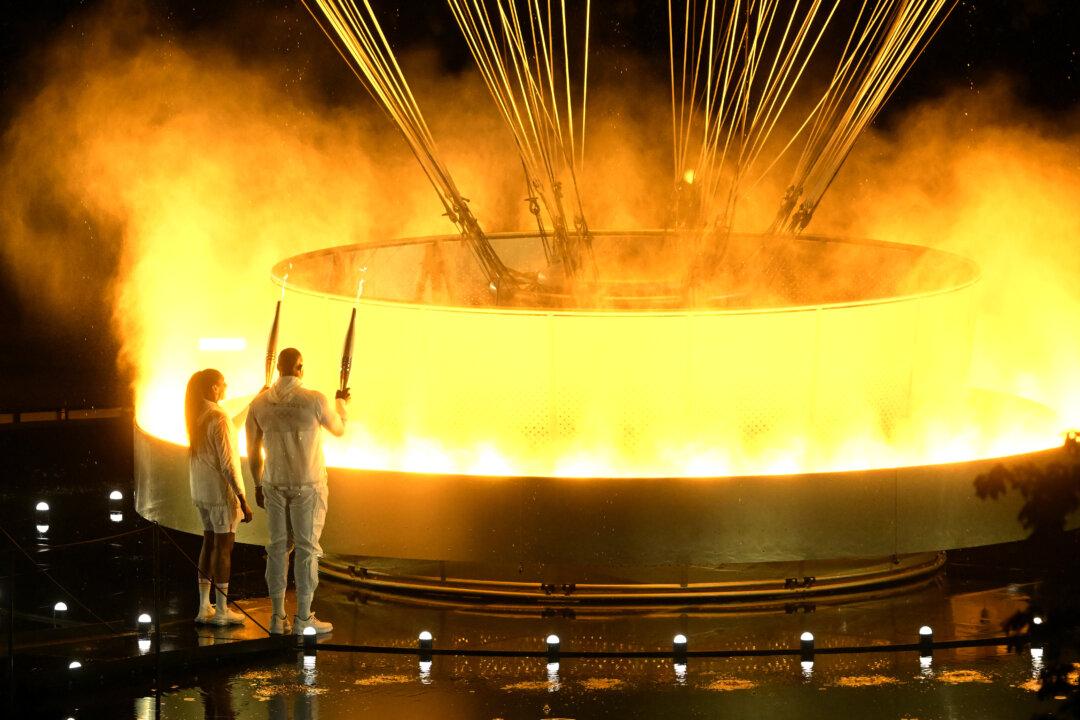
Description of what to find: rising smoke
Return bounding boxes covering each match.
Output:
[0,1,1078,429]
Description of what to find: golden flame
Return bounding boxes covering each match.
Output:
[0,15,1075,478]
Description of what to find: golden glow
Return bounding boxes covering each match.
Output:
[197,337,247,352]
[135,276,1063,478]
[0,15,1075,481]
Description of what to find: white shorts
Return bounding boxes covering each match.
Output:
[196,503,242,534]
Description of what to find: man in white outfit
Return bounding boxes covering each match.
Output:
[246,347,348,635]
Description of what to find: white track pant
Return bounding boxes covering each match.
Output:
[263,483,328,600]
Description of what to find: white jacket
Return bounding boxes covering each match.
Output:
[245,376,346,488]
[189,400,245,507]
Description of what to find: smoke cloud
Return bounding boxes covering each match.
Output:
[817,82,1080,423]
[1,1,1078,450]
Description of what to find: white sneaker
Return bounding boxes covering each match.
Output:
[195,606,216,624]
[210,607,245,626]
[294,614,333,635]
[269,613,291,635]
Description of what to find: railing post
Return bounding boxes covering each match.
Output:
[7,544,14,710]
[153,521,161,714]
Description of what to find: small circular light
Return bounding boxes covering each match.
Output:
[138,638,152,653]
[109,512,123,523]
[303,626,317,636]
[418,630,433,642]
[673,634,687,645]
[68,660,82,669]
[109,490,123,501]
[1033,616,1043,625]
[138,613,152,624]
[800,631,814,642]
[546,634,560,645]
[35,501,50,512]
[919,625,933,636]
[36,524,49,534]
[54,601,68,612]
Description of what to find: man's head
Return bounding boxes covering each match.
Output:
[277,347,303,378]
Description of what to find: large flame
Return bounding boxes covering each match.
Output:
[0,13,1076,477]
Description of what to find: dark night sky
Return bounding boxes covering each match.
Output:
[0,0,1077,410]
[1,1,1077,122]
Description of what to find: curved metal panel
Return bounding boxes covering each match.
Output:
[135,422,1073,565]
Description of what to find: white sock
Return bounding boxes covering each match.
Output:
[215,583,229,615]
[271,595,286,619]
[198,579,212,610]
[297,593,313,620]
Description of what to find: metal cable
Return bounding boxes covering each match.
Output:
[31,526,151,552]
[155,524,271,636]
[0,523,122,633]
[308,633,1030,659]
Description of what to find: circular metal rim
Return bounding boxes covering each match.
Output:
[270,230,981,315]
[318,552,946,609]
[135,418,1071,565]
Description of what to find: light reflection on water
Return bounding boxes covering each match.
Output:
[131,649,1059,720]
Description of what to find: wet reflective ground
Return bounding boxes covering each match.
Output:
[44,646,1056,719]
[2,417,1074,719]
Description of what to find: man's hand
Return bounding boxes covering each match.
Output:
[335,388,351,402]
[255,486,265,509]
[240,498,254,523]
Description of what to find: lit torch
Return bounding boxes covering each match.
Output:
[340,267,367,396]
[264,264,291,388]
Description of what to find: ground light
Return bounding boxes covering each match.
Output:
[109,490,123,501]
[546,634,560,662]
[800,660,814,679]
[919,625,934,656]
[35,501,49,534]
[68,661,81,669]
[800,631,815,660]
[418,630,433,662]
[137,612,152,639]
[303,626,317,655]
[53,601,68,627]
[138,638,152,654]
[1031,615,1045,650]
[673,633,688,665]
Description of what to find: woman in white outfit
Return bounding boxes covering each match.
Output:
[185,369,254,626]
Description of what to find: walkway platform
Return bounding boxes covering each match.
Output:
[3,594,308,692]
